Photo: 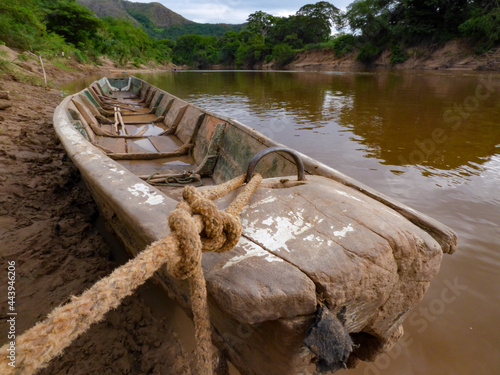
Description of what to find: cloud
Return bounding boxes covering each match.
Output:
[176,3,252,23]
[132,0,352,24]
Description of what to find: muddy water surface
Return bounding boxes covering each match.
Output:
[68,70,500,374]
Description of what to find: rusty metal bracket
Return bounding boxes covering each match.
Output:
[245,146,306,183]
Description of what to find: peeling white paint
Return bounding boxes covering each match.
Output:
[334,223,354,238]
[128,183,164,205]
[76,149,100,161]
[304,234,315,241]
[242,210,317,253]
[335,190,362,202]
[60,124,84,142]
[109,166,125,175]
[222,238,283,269]
[262,217,273,226]
[304,234,326,247]
[241,195,277,213]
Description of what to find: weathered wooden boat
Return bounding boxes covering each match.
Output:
[53,76,457,374]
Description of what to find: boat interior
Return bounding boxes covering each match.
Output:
[66,76,301,197]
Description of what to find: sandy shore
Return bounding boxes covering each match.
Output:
[0,66,192,374]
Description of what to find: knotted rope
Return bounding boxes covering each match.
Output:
[0,173,262,375]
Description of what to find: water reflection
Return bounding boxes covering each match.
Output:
[135,70,500,183]
[337,72,500,173]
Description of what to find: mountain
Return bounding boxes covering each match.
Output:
[76,0,244,39]
[123,1,192,29]
[76,0,193,29]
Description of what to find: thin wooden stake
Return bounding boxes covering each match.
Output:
[38,55,47,87]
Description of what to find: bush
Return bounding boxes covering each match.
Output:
[283,33,303,49]
[0,58,10,70]
[331,34,357,57]
[271,43,296,67]
[235,37,269,67]
[173,34,218,67]
[390,43,408,66]
[132,57,143,68]
[459,10,500,53]
[356,42,381,63]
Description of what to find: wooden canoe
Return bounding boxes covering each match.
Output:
[53,76,457,374]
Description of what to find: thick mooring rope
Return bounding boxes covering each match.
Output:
[0,173,262,375]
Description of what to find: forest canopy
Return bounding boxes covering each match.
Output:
[0,0,499,69]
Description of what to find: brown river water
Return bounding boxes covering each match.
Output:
[66,70,500,375]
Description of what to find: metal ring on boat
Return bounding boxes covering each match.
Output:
[245,146,306,183]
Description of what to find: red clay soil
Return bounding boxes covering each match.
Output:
[0,76,189,374]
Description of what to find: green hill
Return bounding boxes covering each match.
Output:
[76,0,243,39]
[123,1,192,28]
[76,0,143,26]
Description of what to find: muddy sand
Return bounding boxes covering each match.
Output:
[0,75,193,374]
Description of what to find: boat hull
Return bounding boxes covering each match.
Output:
[53,77,457,374]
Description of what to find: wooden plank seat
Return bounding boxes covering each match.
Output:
[120,135,181,154]
[149,135,183,152]
[88,85,151,114]
[125,124,167,137]
[121,113,159,124]
[71,95,196,160]
[93,136,126,154]
[117,156,198,179]
[86,89,151,115]
[71,97,166,137]
[126,138,158,153]
[94,82,118,100]
[91,133,185,158]
[78,94,149,125]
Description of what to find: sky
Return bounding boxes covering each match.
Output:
[132,0,353,24]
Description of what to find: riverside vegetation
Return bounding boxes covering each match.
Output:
[0,0,499,72]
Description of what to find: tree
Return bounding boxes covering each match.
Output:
[0,0,46,50]
[40,0,103,47]
[246,11,276,42]
[297,1,341,28]
[218,31,242,65]
[459,0,500,51]
[173,34,218,68]
[343,0,394,39]
[269,15,326,46]
[297,1,341,43]
[235,35,269,67]
[396,0,469,43]
[271,43,296,67]
[100,17,156,66]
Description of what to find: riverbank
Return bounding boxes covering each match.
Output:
[288,40,500,71]
[0,52,191,373]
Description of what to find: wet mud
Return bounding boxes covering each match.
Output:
[0,78,189,374]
